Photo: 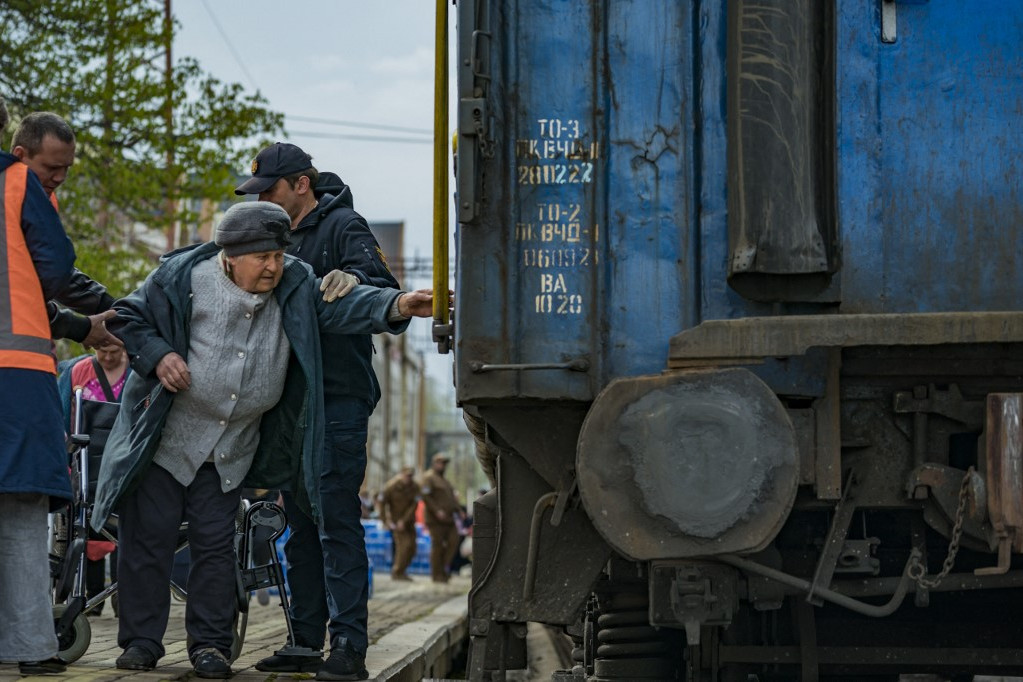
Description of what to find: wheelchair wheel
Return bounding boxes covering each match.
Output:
[53,604,91,664]
[184,588,249,662]
[229,498,251,663]
[229,606,248,664]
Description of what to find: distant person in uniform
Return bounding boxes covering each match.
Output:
[380,466,420,581]
[419,454,461,584]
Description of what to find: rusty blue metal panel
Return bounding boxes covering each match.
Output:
[601,1,695,380]
[455,0,696,402]
[455,0,1023,406]
[837,0,1023,312]
[456,0,602,403]
[455,1,599,403]
[696,1,769,324]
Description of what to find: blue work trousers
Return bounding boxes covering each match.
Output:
[282,397,370,654]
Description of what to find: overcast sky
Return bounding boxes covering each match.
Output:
[174,0,457,384]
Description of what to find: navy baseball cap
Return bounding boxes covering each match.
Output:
[234,142,313,195]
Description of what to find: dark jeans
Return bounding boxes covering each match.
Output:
[282,396,370,654]
[117,463,241,660]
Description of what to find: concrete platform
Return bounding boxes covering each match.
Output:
[2,574,469,682]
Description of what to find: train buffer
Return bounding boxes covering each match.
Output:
[3,574,469,681]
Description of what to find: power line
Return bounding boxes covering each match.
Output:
[288,115,431,136]
[197,0,259,92]
[189,2,433,144]
[289,130,433,145]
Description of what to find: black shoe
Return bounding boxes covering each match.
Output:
[255,650,324,673]
[116,645,157,671]
[19,658,67,675]
[192,647,232,679]
[316,639,367,680]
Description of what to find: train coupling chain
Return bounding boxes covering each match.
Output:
[907,467,974,589]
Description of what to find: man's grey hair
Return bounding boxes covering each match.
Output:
[0,96,8,134]
[11,111,75,156]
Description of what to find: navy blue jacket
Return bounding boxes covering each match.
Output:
[0,151,76,501]
[287,181,400,406]
[91,242,409,528]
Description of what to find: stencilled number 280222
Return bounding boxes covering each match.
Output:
[517,162,594,185]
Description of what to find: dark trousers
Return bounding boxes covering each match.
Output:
[282,397,370,654]
[117,463,241,660]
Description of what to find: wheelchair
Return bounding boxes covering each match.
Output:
[48,388,291,664]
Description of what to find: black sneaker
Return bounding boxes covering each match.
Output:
[192,647,232,679]
[315,639,368,680]
[115,645,157,671]
[255,650,324,673]
[18,658,67,675]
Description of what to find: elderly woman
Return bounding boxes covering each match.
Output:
[92,202,431,678]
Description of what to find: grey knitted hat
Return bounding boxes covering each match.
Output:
[215,202,292,256]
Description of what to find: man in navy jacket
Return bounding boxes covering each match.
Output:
[236,143,399,680]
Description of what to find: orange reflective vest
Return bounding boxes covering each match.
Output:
[0,163,56,374]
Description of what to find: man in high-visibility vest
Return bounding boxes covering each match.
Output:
[0,96,77,675]
[10,112,118,349]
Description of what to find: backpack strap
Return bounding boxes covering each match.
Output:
[91,356,117,402]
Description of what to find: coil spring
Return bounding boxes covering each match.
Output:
[593,592,675,680]
[596,609,666,658]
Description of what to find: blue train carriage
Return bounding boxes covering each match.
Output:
[453,0,1023,680]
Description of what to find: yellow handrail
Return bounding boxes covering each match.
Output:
[432,0,449,328]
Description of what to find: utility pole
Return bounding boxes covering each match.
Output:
[398,334,409,468]
[416,352,427,472]
[381,335,393,482]
[164,0,177,253]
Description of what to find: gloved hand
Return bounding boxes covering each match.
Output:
[320,270,359,302]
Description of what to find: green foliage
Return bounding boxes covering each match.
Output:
[0,0,282,265]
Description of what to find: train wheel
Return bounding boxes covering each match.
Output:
[53,604,91,664]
